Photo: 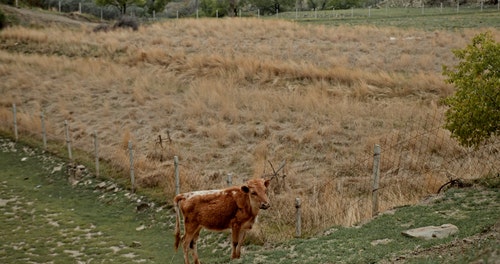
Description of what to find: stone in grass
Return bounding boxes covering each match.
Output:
[402,224,459,240]
[130,241,142,248]
[371,238,393,246]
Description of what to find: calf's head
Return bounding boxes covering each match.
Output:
[241,178,271,210]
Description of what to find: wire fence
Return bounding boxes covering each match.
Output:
[10,1,500,22]
[1,103,498,237]
[275,108,499,234]
[278,3,500,19]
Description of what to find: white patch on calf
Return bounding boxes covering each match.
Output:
[184,189,223,200]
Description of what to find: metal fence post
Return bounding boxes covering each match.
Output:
[64,120,72,160]
[372,144,381,217]
[128,140,135,193]
[41,111,47,149]
[227,173,232,186]
[12,104,18,142]
[295,197,302,238]
[94,130,99,177]
[174,156,180,195]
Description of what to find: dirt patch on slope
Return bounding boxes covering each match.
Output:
[1,4,100,29]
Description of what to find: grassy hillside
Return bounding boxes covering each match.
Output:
[0,137,177,263]
[283,7,500,30]
[0,4,499,242]
[1,137,498,263]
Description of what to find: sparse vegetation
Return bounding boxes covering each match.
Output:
[96,0,146,15]
[0,5,499,246]
[0,138,174,263]
[113,15,139,30]
[1,138,498,263]
[0,8,5,29]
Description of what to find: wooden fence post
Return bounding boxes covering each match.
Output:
[295,197,302,238]
[174,156,180,195]
[94,130,99,177]
[12,103,18,142]
[372,144,381,217]
[64,120,72,160]
[41,111,47,149]
[227,173,232,186]
[128,140,135,193]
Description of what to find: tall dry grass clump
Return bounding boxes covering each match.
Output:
[1,17,499,242]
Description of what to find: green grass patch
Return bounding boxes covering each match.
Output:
[227,187,499,264]
[0,138,183,263]
[1,136,498,263]
[281,8,500,30]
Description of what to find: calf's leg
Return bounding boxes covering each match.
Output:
[182,223,201,264]
[234,230,246,258]
[191,228,202,264]
[181,233,191,264]
[231,225,247,259]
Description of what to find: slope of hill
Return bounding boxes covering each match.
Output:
[1,4,100,28]
[1,3,499,246]
[1,136,499,263]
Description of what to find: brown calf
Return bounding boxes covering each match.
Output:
[174,178,271,264]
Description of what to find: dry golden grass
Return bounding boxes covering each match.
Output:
[1,17,499,241]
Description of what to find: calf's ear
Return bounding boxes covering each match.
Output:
[241,185,250,193]
[264,179,270,188]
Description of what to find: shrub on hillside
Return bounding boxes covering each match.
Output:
[0,0,14,5]
[0,9,5,30]
[113,15,138,31]
[93,23,110,32]
[442,32,500,148]
[93,16,139,32]
[164,1,200,18]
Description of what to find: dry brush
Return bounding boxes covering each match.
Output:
[1,18,499,241]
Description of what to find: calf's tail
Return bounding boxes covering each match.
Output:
[173,196,182,251]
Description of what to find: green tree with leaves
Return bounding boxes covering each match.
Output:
[95,0,146,14]
[199,0,230,17]
[249,0,295,14]
[0,8,5,30]
[442,32,500,148]
[327,0,362,9]
[146,0,168,15]
[308,0,328,10]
